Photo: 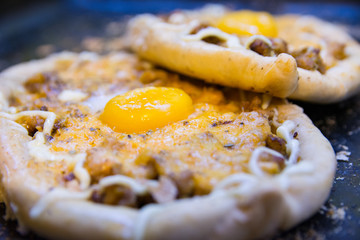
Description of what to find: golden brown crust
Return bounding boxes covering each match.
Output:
[0,53,336,240]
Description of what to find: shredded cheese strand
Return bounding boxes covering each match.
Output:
[287,139,300,165]
[58,89,88,102]
[249,146,284,176]
[29,174,153,220]
[276,120,295,142]
[244,35,273,51]
[74,157,91,190]
[98,175,148,195]
[276,120,300,165]
[0,110,56,135]
[8,120,29,135]
[182,27,243,49]
[261,94,272,109]
[30,188,92,218]
[247,120,299,177]
[28,132,86,163]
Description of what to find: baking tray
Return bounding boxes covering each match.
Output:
[0,1,359,239]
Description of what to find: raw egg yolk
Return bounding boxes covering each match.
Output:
[100,87,193,134]
[217,10,278,37]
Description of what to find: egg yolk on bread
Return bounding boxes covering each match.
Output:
[217,10,278,37]
[100,87,193,134]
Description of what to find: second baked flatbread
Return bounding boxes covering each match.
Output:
[127,5,360,103]
[127,13,298,98]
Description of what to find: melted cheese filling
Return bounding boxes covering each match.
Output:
[58,90,88,102]
[74,157,91,190]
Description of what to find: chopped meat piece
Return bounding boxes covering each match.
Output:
[211,120,233,127]
[293,132,298,138]
[328,42,347,60]
[84,147,123,183]
[18,115,45,137]
[168,170,195,197]
[24,73,46,94]
[69,108,86,118]
[190,23,226,46]
[249,39,273,56]
[52,118,66,135]
[249,38,289,57]
[24,72,65,97]
[45,134,54,143]
[202,36,225,46]
[150,176,178,203]
[270,38,288,55]
[198,131,215,140]
[96,136,127,152]
[266,134,287,156]
[63,172,75,181]
[134,151,159,179]
[139,69,168,84]
[91,185,137,207]
[291,47,326,74]
[258,151,286,174]
[8,95,22,107]
[40,105,48,111]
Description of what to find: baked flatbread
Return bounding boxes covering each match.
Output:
[0,52,336,240]
[127,5,360,103]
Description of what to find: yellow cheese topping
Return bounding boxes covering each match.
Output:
[6,52,294,197]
